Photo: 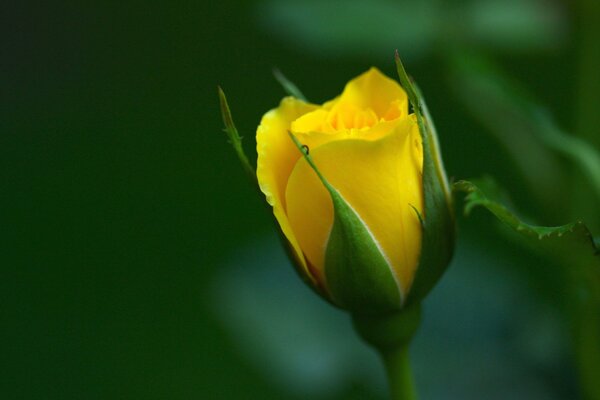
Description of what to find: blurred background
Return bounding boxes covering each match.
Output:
[3,0,599,398]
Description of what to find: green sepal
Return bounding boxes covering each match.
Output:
[217,86,256,180]
[218,88,334,303]
[395,52,456,305]
[289,132,402,313]
[352,302,421,352]
[273,69,307,101]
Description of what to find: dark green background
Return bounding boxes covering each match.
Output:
[2,1,591,398]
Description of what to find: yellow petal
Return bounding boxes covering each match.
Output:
[338,67,408,121]
[291,109,337,134]
[285,116,424,294]
[256,97,319,281]
[290,115,403,161]
[291,69,407,136]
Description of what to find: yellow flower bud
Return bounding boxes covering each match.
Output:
[256,67,453,312]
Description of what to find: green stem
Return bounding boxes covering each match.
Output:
[381,345,417,400]
[352,303,421,400]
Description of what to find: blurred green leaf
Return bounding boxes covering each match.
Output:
[258,0,565,60]
[450,53,600,220]
[531,109,600,201]
[258,0,437,60]
[460,0,566,51]
[448,54,569,217]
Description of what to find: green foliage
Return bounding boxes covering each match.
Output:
[454,179,599,267]
[454,178,600,399]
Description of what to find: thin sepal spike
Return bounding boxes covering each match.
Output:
[273,69,307,102]
[218,86,256,181]
[394,50,455,306]
[394,50,419,110]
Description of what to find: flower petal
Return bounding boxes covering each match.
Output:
[338,67,408,120]
[285,116,424,293]
[290,68,407,135]
[256,97,319,281]
[293,118,401,152]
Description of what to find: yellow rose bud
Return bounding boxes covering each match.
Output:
[256,66,454,313]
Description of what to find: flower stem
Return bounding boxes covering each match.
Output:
[352,303,421,400]
[381,344,417,400]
